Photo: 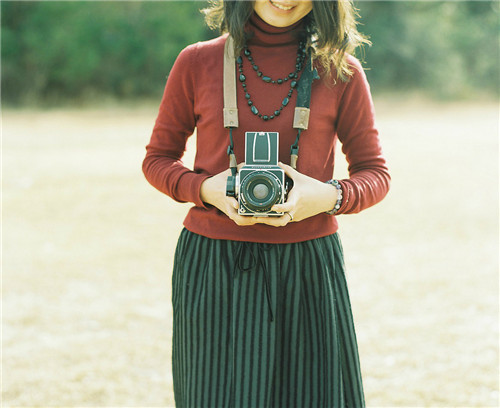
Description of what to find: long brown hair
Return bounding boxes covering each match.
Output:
[203,0,370,81]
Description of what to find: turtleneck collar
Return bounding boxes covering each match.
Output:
[246,12,305,47]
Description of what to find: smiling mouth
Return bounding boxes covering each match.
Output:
[269,0,295,11]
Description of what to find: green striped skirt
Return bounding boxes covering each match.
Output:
[172,228,365,408]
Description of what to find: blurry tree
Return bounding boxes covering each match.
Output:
[1,1,212,104]
[357,1,500,98]
[1,1,498,105]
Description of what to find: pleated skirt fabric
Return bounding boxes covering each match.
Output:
[172,228,365,408]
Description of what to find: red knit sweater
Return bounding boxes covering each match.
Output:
[143,15,390,243]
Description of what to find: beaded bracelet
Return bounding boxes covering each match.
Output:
[325,179,343,215]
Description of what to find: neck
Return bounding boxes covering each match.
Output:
[246,12,305,47]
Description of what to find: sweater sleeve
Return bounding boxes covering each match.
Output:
[334,57,391,215]
[142,43,210,208]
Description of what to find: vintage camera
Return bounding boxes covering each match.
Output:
[227,131,290,216]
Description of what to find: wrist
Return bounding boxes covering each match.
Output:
[324,179,343,215]
[320,181,338,213]
[200,176,216,205]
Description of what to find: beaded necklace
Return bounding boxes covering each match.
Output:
[237,41,307,121]
[223,36,317,174]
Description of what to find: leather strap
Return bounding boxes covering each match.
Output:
[223,36,239,128]
[293,107,310,130]
[223,35,316,130]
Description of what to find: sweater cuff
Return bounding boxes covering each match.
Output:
[178,172,211,209]
[334,180,352,215]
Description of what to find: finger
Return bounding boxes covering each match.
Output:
[226,205,259,226]
[252,215,290,228]
[271,188,298,213]
[227,211,254,226]
[278,161,298,178]
[234,215,259,226]
[227,197,239,210]
[271,202,294,213]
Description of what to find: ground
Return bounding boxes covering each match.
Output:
[2,98,498,407]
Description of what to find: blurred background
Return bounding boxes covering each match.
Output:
[2,1,499,407]
[2,0,499,105]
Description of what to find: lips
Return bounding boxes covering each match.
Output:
[269,0,295,11]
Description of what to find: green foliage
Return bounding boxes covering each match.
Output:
[1,1,212,104]
[356,1,500,98]
[1,1,498,105]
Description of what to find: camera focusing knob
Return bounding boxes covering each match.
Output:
[226,175,236,197]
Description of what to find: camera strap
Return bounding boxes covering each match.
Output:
[223,36,239,129]
[223,36,318,170]
[290,52,319,168]
[223,36,239,184]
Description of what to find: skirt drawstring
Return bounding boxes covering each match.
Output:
[235,242,274,323]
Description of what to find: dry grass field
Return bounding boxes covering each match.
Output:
[2,98,499,407]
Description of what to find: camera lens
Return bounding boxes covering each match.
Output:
[240,170,282,213]
[253,184,269,200]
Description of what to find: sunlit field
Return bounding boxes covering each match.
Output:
[2,99,498,407]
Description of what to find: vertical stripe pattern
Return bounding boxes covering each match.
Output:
[172,228,365,408]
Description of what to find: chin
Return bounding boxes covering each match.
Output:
[254,0,312,28]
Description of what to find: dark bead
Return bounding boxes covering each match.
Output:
[248,100,253,106]
[271,80,276,84]
[262,76,271,83]
[274,110,280,116]
[291,80,297,88]
[245,93,251,99]
[242,83,247,88]
[270,115,275,120]
[257,113,262,118]
[263,115,269,121]
[289,73,295,78]
[288,90,293,97]
[253,65,259,71]
[296,64,301,70]
[244,49,251,56]
[257,71,262,77]
[277,79,283,84]
[297,57,301,63]
[237,56,242,64]
[282,97,290,106]
[248,56,253,61]
[251,106,259,115]
[239,74,246,82]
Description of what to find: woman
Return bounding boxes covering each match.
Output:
[143,1,390,406]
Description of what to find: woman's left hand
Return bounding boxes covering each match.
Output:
[252,162,338,227]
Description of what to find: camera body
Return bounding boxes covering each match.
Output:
[228,132,288,216]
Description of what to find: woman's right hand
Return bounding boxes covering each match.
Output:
[200,166,260,226]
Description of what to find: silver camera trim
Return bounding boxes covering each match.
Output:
[237,169,285,217]
[251,132,271,163]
